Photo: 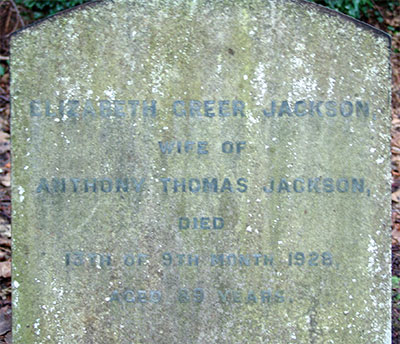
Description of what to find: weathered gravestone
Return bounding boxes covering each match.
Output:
[11,0,391,342]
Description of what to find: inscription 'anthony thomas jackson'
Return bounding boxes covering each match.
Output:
[35,176,369,195]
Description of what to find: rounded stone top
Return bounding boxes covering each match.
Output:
[11,0,390,45]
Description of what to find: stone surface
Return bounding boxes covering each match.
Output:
[11,0,391,343]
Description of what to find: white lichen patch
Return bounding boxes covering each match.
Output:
[17,186,25,203]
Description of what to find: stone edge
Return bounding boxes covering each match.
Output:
[9,0,391,47]
[10,0,107,38]
[294,0,391,47]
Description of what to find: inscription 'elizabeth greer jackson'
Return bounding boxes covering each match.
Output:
[35,177,368,194]
[28,99,372,120]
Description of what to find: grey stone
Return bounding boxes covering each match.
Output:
[11,0,391,343]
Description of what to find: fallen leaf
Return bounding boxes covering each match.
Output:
[393,189,400,202]
[4,331,11,344]
[0,261,10,278]
[0,173,10,187]
[0,238,10,248]
[393,229,400,245]
[0,224,10,239]
[0,143,9,156]
[0,307,11,336]
[0,132,9,143]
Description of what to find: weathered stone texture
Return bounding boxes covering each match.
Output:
[11,0,391,343]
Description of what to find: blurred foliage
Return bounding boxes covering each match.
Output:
[310,0,374,19]
[15,0,91,19]
[310,0,399,20]
[14,0,400,21]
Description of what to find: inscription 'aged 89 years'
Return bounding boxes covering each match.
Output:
[11,0,391,343]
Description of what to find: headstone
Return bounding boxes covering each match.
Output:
[11,0,391,342]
